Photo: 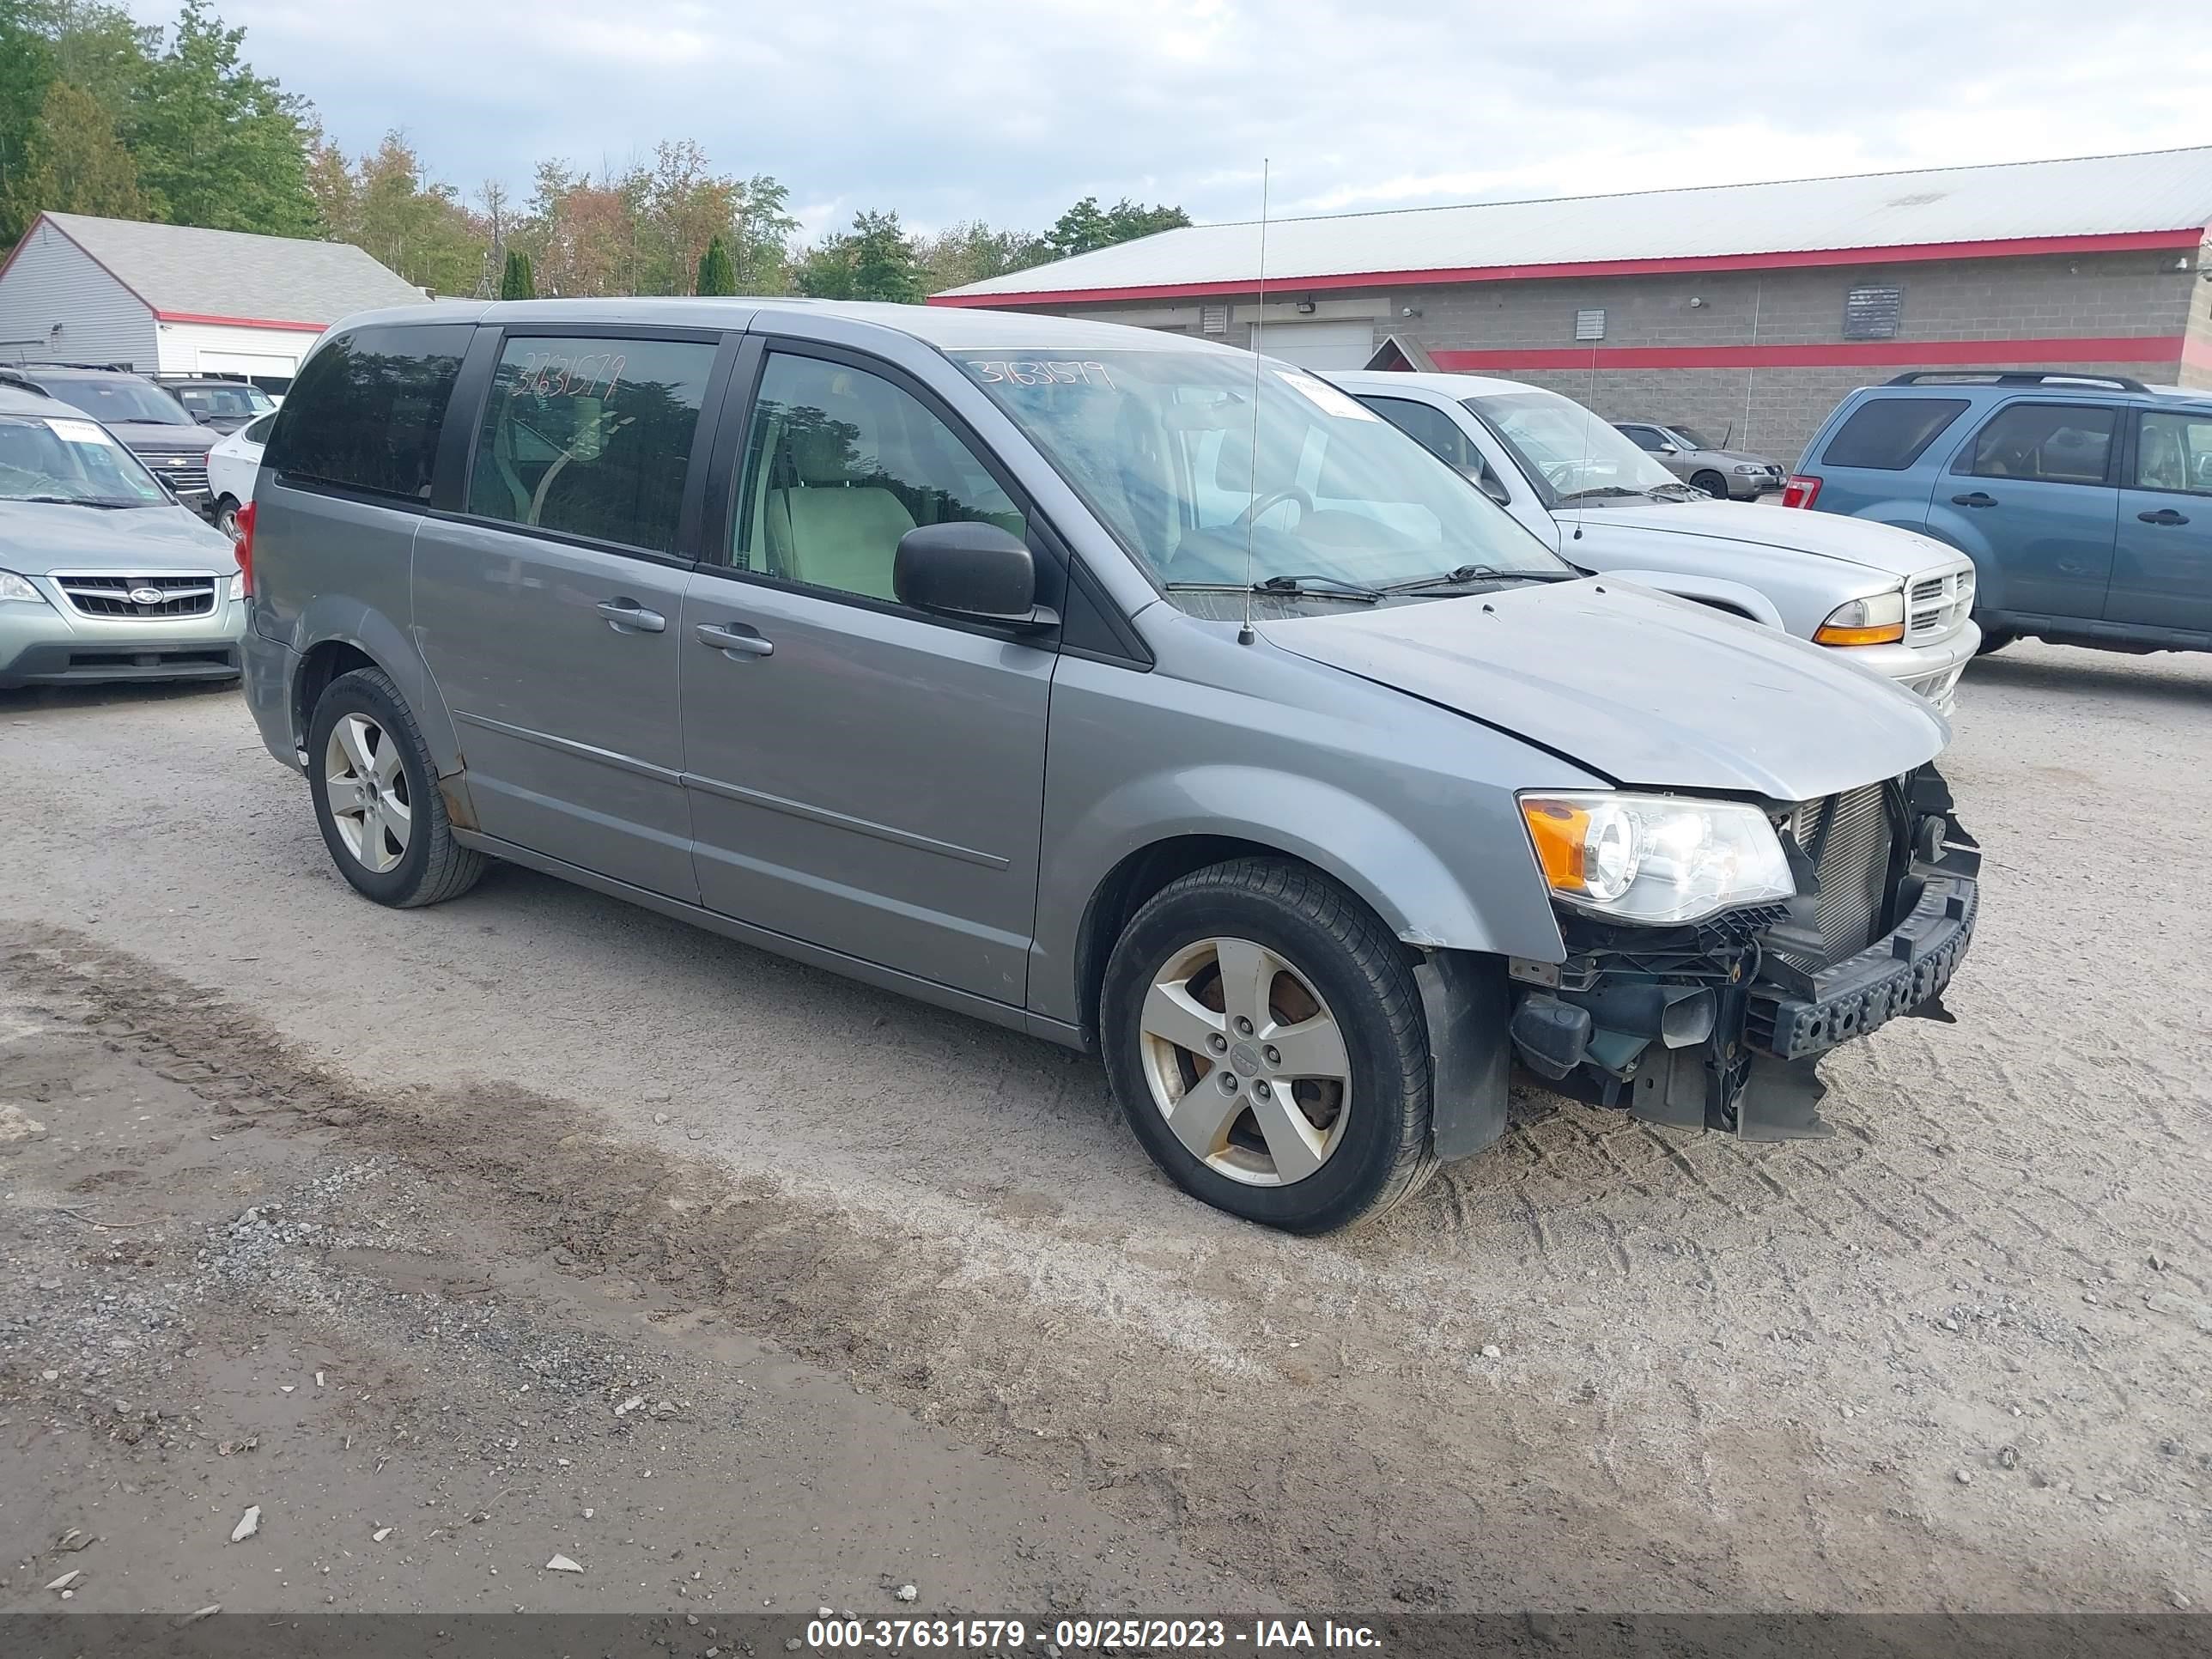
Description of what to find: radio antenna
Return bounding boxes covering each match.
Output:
[1237,158,1270,647]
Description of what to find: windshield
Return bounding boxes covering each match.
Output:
[46,377,196,426]
[0,414,168,506]
[1462,390,1683,504]
[175,382,272,417]
[949,349,1567,592]
[1668,425,1719,451]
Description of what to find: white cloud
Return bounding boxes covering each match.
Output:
[155,0,2212,234]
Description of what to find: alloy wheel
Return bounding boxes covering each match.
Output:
[323,713,410,874]
[1136,935,1352,1186]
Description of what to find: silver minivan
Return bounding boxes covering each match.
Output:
[240,299,1980,1232]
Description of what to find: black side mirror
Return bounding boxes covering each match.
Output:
[893,522,1048,627]
[149,471,179,500]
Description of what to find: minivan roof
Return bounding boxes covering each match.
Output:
[320,297,1258,358]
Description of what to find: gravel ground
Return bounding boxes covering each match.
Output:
[2,640,2209,1615]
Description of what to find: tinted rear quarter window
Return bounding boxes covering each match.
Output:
[267,323,471,501]
[1820,397,1970,470]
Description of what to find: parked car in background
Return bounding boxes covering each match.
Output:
[239,299,1978,1233]
[1613,421,1785,499]
[1330,371,1979,709]
[1785,371,2212,659]
[206,409,276,538]
[0,385,246,690]
[155,374,278,434]
[0,363,217,515]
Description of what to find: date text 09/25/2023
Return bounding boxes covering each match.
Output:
[805,1617,1383,1651]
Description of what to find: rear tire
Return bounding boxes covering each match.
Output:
[307,666,484,908]
[1691,470,1730,500]
[213,495,242,538]
[1975,629,2016,657]
[1100,858,1436,1232]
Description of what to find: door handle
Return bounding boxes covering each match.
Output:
[696,621,774,659]
[596,598,666,633]
[2137,507,2191,526]
[1951,491,1998,508]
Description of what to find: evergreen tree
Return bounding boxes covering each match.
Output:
[695,233,735,295]
[16,77,151,221]
[499,247,534,300]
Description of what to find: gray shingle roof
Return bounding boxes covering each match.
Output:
[939,145,2212,301]
[40,212,429,325]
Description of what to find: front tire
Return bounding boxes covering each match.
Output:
[1100,858,1436,1232]
[307,666,484,908]
[1691,470,1730,499]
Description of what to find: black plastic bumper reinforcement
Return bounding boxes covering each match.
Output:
[1745,872,1977,1060]
[1496,762,1981,1147]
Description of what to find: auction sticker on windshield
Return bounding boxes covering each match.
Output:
[46,418,118,447]
[1274,370,1378,421]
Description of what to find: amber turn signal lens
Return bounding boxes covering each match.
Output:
[1813,620,1906,646]
[1520,799,1590,890]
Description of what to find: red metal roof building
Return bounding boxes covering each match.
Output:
[935,147,2212,459]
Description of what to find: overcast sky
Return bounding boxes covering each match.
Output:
[155,1,2212,239]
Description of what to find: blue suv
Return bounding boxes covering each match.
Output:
[1784,372,2212,657]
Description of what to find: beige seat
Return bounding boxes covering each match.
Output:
[761,397,915,602]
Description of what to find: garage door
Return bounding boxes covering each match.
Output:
[197,349,299,393]
[1249,320,1376,370]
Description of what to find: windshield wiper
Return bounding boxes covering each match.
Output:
[10,494,131,508]
[1165,574,1383,603]
[1380,563,1577,593]
[1644,483,1704,501]
[1553,486,1648,503]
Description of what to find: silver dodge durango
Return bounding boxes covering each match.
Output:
[239,299,1981,1232]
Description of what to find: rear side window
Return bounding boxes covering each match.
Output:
[467,335,717,555]
[266,324,469,501]
[1819,397,1969,470]
[1960,404,2117,485]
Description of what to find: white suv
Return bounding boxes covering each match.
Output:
[1329,372,1980,710]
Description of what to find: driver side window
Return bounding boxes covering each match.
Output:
[733,352,1024,603]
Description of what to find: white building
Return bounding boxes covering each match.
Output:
[0,211,428,392]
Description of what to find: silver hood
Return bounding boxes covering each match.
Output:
[1261,579,1948,802]
[1554,499,1958,581]
[0,498,239,574]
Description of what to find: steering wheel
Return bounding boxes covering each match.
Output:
[1540,460,1581,489]
[1231,484,1312,530]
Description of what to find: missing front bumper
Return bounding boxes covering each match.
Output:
[1504,767,1980,1141]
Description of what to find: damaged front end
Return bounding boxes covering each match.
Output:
[1506,765,1979,1139]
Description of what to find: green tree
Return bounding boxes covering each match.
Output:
[0,1,58,243]
[918,219,1048,294]
[730,173,795,292]
[795,210,921,303]
[1044,193,1189,259]
[499,247,534,300]
[695,233,735,296]
[126,0,318,235]
[15,76,150,220]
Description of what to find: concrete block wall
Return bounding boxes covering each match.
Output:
[1039,247,2199,460]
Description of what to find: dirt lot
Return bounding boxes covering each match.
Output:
[3,641,2209,1618]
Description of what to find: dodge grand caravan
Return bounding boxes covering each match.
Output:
[240,300,1981,1232]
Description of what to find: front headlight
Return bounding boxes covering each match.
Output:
[0,569,50,605]
[225,570,246,603]
[1814,588,1905,646]
[1731,462,1765,474]
[1519,793,1796,925]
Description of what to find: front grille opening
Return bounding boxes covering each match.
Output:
[56,574,218,620]
[1780,785,1895,969]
